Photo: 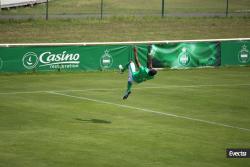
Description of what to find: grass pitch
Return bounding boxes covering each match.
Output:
[1,17,250,43]
[0,67,250,167]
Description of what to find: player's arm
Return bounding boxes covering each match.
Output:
[147,44,153,69]
[134,47,141,68]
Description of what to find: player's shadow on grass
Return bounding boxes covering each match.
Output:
[75,118,112,124]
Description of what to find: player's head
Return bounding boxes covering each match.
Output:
[148,69,157,76]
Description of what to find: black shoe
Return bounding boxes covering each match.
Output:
[123,91,131,100]
[119,69,125,74]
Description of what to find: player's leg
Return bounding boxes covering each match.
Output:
[147,44,153,69]
[122,81,132,100]
[123,61,135,100]
[146,44,158,77]
[119,61,131,73]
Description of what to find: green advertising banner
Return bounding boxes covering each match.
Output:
[0,39,249,72]
[145,42,220,68]
[221,40,250,65]
[0,45,133,72]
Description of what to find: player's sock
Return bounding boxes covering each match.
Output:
[127,81,132,92]
[123,81,132,100]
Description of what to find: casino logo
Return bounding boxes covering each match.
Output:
[178,47,191,66]
[22,51,80,70]
[100,49,113,69]
[22,52,39,69]
[238,45,249,63]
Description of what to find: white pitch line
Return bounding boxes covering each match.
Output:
[0,83,250,95]
[47,91,250,132]
[135,83,250,89]
[0,90,49,95]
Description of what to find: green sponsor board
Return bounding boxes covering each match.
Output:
[145,42,220,68]
[221,40,250,65]
[0,45,132,72]
[2,40,249,72]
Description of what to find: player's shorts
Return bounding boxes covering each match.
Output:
[128,61,136,82]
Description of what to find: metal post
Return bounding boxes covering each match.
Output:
[161,0,165,18]
[46,0,49,20]
[226,0,229,17]
[101,0,103,20]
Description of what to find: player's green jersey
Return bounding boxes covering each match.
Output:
[132,66,154,83]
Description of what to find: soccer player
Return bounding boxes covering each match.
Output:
[119,45,157,100]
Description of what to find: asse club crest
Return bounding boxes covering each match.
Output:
[178,47,191,66]
[238,45,249,64]
[100,49,113,69]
